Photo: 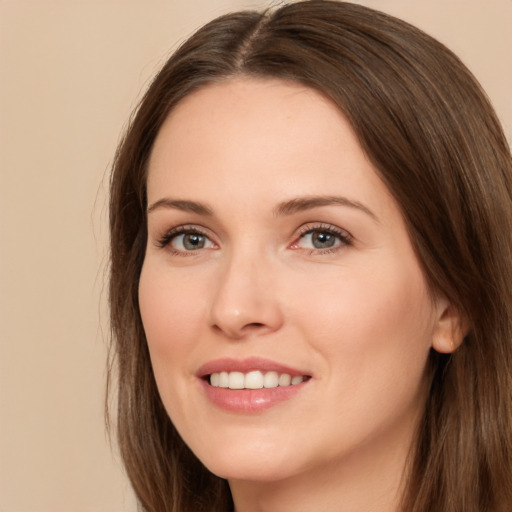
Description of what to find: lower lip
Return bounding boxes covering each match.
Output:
[200,379,308,413]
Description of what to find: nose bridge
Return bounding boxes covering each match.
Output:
[209,241,283,339]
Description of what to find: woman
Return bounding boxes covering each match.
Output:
[108,1,512,511]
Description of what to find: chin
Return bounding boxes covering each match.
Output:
[206,456,300,483]
[185,428,304,482]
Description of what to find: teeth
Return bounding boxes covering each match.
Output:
[263,371,278,388]
[245,370,263,389]
[228,371,245,389]
[209,370,307,389]
[278,373,291,386]
[210,373,220,387]
[219,371,229,388]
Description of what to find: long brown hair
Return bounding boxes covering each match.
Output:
[108,1,512,511]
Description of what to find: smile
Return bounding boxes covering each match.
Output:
[210,370,307,389]
[198,358,312,412]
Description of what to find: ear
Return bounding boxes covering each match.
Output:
[431,298,468,354]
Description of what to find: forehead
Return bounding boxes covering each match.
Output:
[146,78,396,221]
[149,78,344,166]
[156,77,334,132]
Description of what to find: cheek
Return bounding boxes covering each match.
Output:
[138,262,212,428]
[289,258,435,371]
[138,263,208,360]
[288,262,434,448]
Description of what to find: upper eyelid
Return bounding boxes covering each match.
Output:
[157,224,213,238]
[153,221,353,247]
[294,222,353,239]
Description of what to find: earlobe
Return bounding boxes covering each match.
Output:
[431,299,468,354]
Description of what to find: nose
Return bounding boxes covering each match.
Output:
[209,250,284,340]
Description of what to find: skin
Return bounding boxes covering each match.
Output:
[139,78,461,512]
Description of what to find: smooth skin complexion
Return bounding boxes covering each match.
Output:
[139,79,463,512]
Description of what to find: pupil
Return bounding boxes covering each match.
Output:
[183,233,205,250]
[312,231,335,249]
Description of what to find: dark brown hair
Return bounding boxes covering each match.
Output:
[108,1,512,511]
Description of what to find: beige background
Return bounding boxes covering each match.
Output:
[0,1,510,511]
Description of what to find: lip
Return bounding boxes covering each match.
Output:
[196,357,312,413]
[196,357,309,378]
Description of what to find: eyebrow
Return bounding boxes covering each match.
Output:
[274,195,378,221]
[147,195,377,221]
[147,198,213,216]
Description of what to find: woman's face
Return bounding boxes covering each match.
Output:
[139,78,447,485]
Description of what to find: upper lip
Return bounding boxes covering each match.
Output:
[196,357,310,378]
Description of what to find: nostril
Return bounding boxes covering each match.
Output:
[211,321,268,340]
[245,322,265,330]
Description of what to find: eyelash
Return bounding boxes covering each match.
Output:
[156,225,214,256]
[155,223,353,256]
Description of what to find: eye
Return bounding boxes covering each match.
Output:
[303,230,338,249]
[157,227,217,253]
[292,224,352,253]
[172,232,213,251]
